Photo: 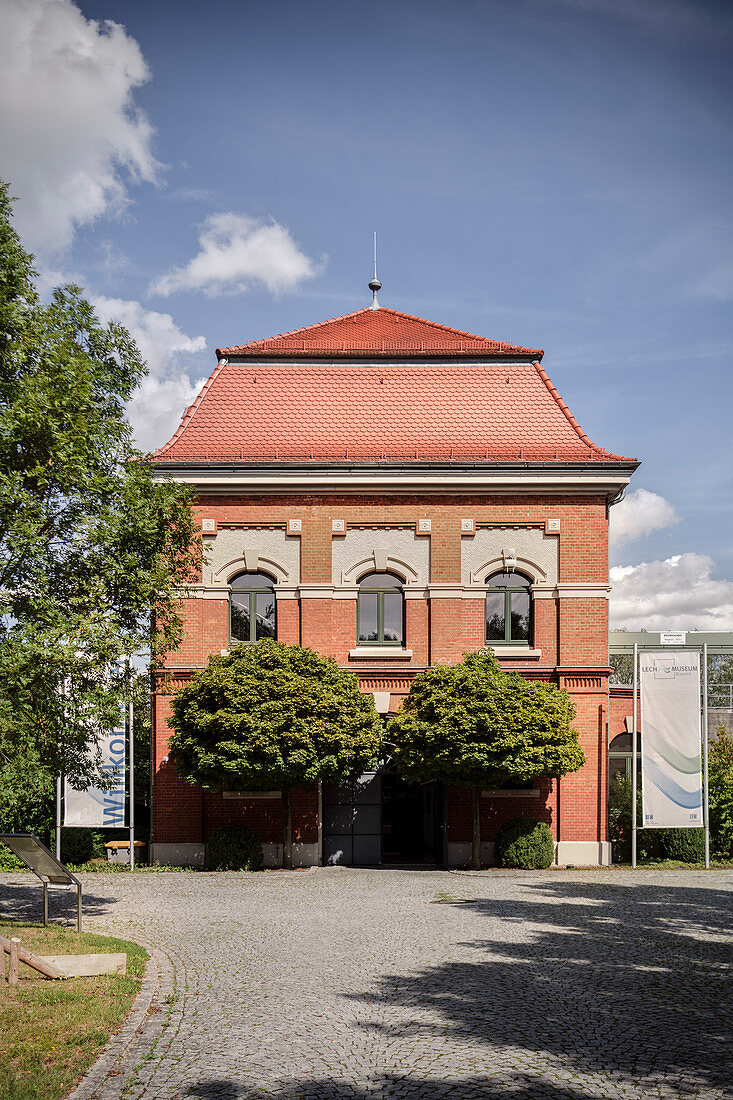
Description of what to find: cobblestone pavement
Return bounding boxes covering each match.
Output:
[2,867,732,1099]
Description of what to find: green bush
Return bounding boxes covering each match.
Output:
[495,817,554,869]
[659,828,705,863]
[0,843,24,871]
[709,727,733,857]
[61,828,96,864]
[608,774,662,862]
[206,825,263,871]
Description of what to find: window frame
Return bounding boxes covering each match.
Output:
[484,571,532,646]
[229,571,277,645]
[357,571,405,647]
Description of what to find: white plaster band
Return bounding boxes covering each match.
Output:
[156,471,634,496]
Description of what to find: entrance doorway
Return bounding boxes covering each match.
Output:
[322,771,444,866]
[381,774,442,864]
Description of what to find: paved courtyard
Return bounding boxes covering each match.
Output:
[1,867,731,1099]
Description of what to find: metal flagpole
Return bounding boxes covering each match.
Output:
[55,774,62,860]
[128,659,135,870]
[702,643,710,870]
[632,642,638,869]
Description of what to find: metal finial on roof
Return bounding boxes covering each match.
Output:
[368,230,381,309]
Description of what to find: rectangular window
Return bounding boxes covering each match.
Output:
[255,593,276,640]
[231,594,251,642]
[485,592,505,641]
[358,592,379,642]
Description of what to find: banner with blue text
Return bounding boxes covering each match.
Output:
[64,726,126,827]
[640,650,703,828]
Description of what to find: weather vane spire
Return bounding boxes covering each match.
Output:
[368,230,381,310]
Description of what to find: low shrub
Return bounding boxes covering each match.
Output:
[608,774,663,862]
[61,828,96,864]
[495,817,554,869]
[659,828,705,863]
[0,844,24,871]
[206,825,263,871]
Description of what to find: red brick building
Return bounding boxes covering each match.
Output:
[150,301,638,867]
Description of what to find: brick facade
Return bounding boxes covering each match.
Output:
[150,306,637,868]
[152,493,622,866]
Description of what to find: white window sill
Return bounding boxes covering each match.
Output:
[489,646,542,658]
[349,647,413,659]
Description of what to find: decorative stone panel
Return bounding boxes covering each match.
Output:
[461,526,559,587]
[333,528,430,586]
[207,527,300,586]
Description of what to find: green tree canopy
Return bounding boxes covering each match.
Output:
[0,180,200,788]
[387,650,586,867]
[169,640,382,867]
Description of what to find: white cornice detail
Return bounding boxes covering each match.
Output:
[185,581,610,602]
[154,468,633,496]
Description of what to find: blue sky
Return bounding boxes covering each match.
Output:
[1,0,732,628]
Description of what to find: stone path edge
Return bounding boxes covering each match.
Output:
[66,937,171,1100]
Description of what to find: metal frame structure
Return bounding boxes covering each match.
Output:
[610,632,733,872]
[0,833,82,932]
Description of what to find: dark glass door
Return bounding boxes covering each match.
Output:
[381,774,442,864]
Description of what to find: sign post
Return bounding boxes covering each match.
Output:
[640,650,703,830]
[702,644,710,869]
[631,643,638,868]
[128,660,135,870]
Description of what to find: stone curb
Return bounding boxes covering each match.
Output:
[66,939,167,1100]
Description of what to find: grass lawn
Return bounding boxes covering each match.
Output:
[0,921,147,1100]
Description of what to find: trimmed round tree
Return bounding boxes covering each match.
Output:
[387,650,586,868]
[168,640,382,868]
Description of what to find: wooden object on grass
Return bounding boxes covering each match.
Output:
[1,934,65,980]
[8,938,19,985]
[36,953,127,977]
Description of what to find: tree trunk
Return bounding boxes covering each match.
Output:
[471,786,481,869]
[282,787,292,869]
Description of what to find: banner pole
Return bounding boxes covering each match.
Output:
[128,659,135,871]
[56,773,62,860]
[632,642,638,869]
[702,643,709,870]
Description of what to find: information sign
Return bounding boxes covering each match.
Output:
[640,651,703,828]
[64,727,126,827]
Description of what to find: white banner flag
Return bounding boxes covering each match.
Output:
[64,727,126,827]
[640,650,703,828]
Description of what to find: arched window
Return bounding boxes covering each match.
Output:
[230,572,276,644]
[485,571,531,645]
[609,732,641,787]
[358,571,404,646]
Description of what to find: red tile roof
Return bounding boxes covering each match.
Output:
[217,307,543,359]
[155,309,635,464]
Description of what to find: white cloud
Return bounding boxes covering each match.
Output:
[150,213,317,298]
[610,553,733,631]
[91,296,207,452]
[0,0,159,255]
[610,489,679,547]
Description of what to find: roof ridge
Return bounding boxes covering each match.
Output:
[378,308,541,351]
[532,360,636,463]
[217,306,543,358]
[216,307,371,356]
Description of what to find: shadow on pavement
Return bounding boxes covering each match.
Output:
[185,1074,608,1099]
[0,878,116,926]
[344,878,732,1096]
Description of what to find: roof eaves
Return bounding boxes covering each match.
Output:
[152,356,229,459]
[532,360,637,464]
